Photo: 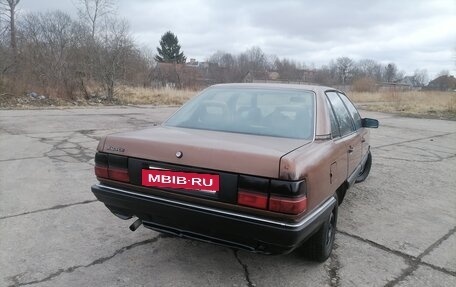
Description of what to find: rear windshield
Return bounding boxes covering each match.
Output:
[165,87,315,139]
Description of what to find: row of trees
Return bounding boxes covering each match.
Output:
[206,49,430,89]
[0,0,154,100]
[0,0,441,100]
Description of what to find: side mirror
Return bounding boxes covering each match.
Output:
[362,118,379,128]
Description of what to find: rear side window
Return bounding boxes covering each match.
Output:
[338,93,362,130]
[326,92,354,136]
[326,97,341,138]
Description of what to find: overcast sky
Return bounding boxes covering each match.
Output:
[19,0,455,78]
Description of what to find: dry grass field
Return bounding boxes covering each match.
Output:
[2,85,455,120]
[118,87,456,120]
[349,90,456,119]
[117,86,197,106]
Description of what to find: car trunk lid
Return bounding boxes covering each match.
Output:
[101,126,310,178]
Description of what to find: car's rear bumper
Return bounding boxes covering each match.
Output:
[91,183,336,255]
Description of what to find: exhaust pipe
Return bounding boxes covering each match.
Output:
[129,218,142,231]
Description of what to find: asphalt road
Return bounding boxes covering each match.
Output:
[1,106,455,287]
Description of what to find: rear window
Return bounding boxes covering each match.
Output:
[165,87,315,139]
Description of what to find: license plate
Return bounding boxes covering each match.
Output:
[141,169,220,193]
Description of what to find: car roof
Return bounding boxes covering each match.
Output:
[210,83,343,94]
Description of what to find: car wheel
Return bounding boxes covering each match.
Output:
[300,195,338,262]
[355,151,372,183]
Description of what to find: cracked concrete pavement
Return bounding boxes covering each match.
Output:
[0,106,455,287]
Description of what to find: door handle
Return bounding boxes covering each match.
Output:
[361,138,366,143]
[348,146,354,153]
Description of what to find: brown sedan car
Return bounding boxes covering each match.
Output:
[91,83,378,261]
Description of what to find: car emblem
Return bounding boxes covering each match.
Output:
[106,146,125,152]
[175,151,183,158]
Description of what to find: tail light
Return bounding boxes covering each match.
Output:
[238,190,268,209]
[237,175,269,209]
[94,152,109,178]
[95,152,130,183]
[269,195,307,215]
[268,179,307,214]
[236,175,307,215]
[108,168,129,182]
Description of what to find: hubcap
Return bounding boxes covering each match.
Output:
[326,212,335,248]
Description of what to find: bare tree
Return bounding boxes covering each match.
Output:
[209,50,236,69]
[76,0,114,38]
[335,57,355,85]
[0,8,7,37]
[208,47,267,83]
[139,46,158,87]
[0,0,20,60]
[411,69,428,87]
[314,65,334,85]
[356,59,382,81]
[273,58,301,81]
[96,18,133,98]
[0,24,11,76]
[383,63,398,83]
[245,46,267,75]
[207,50,238,82]
[21,11,87,97]
[236,46,268,81]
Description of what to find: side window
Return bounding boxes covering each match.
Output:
[326,97,341,138]
[326,92,354,136]
[338,93,362,130]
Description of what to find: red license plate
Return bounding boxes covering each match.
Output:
[142,169,220,193]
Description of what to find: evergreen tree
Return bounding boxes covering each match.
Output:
[154,31,186,63]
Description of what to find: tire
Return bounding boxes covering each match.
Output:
[355,151,372,183]
[299,195,338,262]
